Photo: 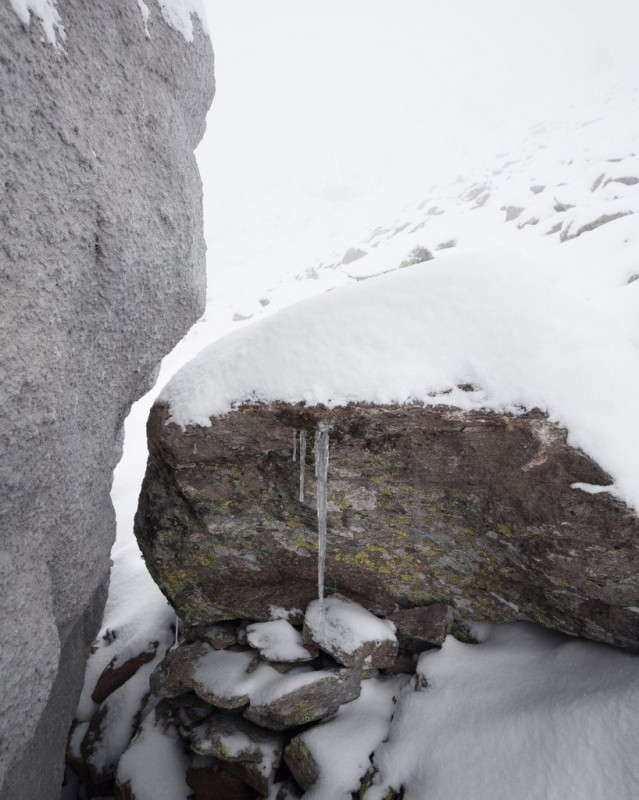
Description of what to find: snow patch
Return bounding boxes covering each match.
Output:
[570,482,614,495]
[156,0,209,42]
[305,596,397,657]
[136,0,150,38]
[246,619,312,662]
[366,623,639,800]
[162,248,639,512]
[8,0,65,46]
[116,710,191,800]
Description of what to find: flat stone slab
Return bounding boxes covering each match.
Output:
[187,622,238,650]
[151,641,359,729]
[304,595,398,668]
[181,715,284,795]
[181,714,284,766]
[244,668,362,731]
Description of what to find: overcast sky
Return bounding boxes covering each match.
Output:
[196,2,639,285]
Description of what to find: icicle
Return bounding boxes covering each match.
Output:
[172,613,180,650]
[315,421,330,608]
[299,430,307,502]
[292,430,297,462]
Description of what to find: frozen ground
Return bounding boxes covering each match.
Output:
[75,78,639,798]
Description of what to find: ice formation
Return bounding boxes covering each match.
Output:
[315,422,330,606]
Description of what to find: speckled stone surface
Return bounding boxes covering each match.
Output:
[137,402,639,650]
[0,1,214,795]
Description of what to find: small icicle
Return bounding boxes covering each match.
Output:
[299,430,307,502]
[292,430,297,462]
[315,421,330,608]
[172,613,180,650]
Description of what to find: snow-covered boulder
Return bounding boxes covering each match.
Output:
[135,251,639,653]
[0,1,214,795]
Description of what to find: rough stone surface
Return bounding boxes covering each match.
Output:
[150,641,213,699]
[243,669,362,731]
[283,735,320,791]
[560,211,634,241]
[92,646,159,704]
[181,714,284,768]
[0,1,214,795]
[188,622,238,650]
[388,603,454,652]
[136,403,639,651]
[303,595,398,668]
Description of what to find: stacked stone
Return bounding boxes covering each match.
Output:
[68,596,453,799]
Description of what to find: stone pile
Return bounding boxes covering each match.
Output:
[67,595,454,799]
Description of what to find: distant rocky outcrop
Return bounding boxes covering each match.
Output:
[136,402,639,652]
[0,1,214,796]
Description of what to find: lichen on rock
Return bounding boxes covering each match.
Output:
[136,402,639,652]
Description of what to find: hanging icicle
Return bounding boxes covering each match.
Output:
[292,430,297,462]
[315,421,330,607]
[299,430,307,502]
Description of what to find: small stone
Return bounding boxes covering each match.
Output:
[156,693,214,730]
[181,714,284,771]
[92,646,158,704]
[342,247,367,265]
[152,644,272,710]
[187,622,238,649]
[502,205,524,221]
[383,649,418,675]
[244,668,361,730]
[388,603,454,652]
[303,595,398,668]
[150,641,210,699]
[283,735,321,790]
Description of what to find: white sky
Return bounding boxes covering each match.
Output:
[196,1,639,290]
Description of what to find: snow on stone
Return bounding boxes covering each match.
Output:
[116,709,191,800]
[246,619,312,662]
[305,596,397,657]
[570,482,614,496]
[161,247,639,512]
[7,0,208,45]
[75,540,175,722]
[155,0,209,41]
[268,604,304,622]
[301,676,408,800]
[81,656,160,778]
[192,648,337,707]
[8,0,65,46]
[365,623,639,800]
[135,0,150,38]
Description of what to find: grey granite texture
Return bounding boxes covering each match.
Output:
[0,1,214,796]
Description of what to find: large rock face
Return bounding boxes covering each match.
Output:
[0,2,214,796]
[136,403,639,650]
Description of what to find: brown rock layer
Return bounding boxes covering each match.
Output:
[136,402,639,650]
